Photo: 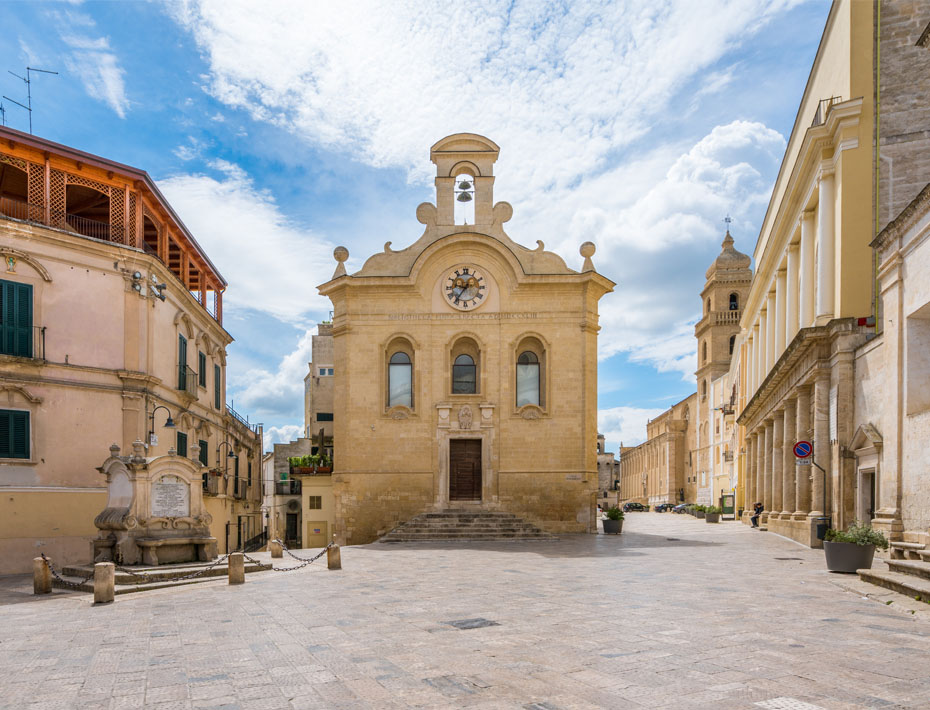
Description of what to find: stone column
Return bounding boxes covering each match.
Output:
[794,386,812,516]
[799,210,816,328]
[744,432,755,515]
[755,428,764,509]
[763,420,773,514]
[810,374,831,518]
[752,324,760,392]
[771,412,784,518]
[775,268,787,356]
[782,400,797,515]
[786,245,799,343]
[766,292,776,371]
[815,171,835,323]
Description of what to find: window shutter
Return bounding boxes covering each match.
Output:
[198,352,207,387]
[214,364,221,409]
[0,280,33,358]
[0,410,30,459]
[178,335,188,390]
[247,460,252,486]
[198,440,208,466]
[176,431,188,458]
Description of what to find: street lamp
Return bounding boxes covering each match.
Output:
[147,405,176,446]
[216,441,238,469]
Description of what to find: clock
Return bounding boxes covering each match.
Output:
[444,265,488,311]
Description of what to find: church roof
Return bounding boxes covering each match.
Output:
[706,231,751,279]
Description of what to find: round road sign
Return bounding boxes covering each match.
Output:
[794,440,812,458]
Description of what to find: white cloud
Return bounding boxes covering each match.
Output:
[158,162,336,322]
[598,406,667,449]
[53,10,129,118]
[263,424,303,451]
[228,328,313,421]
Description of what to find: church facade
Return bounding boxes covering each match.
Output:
[319,134,614,544]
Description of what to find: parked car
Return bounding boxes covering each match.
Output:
[654,503,675,512]
[672,503,691,514]
[622,502,648,512]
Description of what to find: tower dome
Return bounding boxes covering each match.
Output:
[706,230,751,279]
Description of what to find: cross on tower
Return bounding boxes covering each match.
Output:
[723,214,732,232]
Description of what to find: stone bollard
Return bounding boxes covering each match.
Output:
[327,543,342,571]
[228,552,245,585]
[33,557,51,595]
[270,540,283,559]
[93,562,115,604]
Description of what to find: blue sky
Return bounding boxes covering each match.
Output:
[0,0,830,451]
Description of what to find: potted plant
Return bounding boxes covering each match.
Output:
[695,505,706,520]
[603,506,624,534]
[823,522,889,573]
[704,505,722,523]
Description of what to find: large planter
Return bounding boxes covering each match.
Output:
[696,511,705,519]
[823,541,875,573]
[603,518,623,534]
[705,513,720,523]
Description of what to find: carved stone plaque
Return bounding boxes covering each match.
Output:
[151,476,190,518]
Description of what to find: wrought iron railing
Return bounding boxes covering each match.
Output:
[0,325,45,360]
[226,403,260,433]
[275,479,302,496]
[0,196,43,222]
[202,474,220,495]
[241,530,267,553]
[811,96,842,127]
[178,365,197,393]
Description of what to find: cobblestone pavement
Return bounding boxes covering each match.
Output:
[2,514,930,710]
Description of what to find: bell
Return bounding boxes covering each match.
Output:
[456,192,473,202]
[457,181,472,190]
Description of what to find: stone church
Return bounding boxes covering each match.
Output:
[319,134,614,544]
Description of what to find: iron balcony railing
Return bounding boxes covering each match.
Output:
[178,365,197,393]
[0,325,45,361]
[275,479,302,496]
[0,196,126,243]
[202,474,220,496]
[811,96,842,127]
[233,477,247,499]
[226,403,260,433]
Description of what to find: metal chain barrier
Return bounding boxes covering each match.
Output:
[40,553,94,589]
[247,539,333,572]
[113,553,232,585]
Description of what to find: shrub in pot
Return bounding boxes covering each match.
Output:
[695,505,706,519]
[823,522,889,573]
[704,505,722,523]
[603,506,624,534]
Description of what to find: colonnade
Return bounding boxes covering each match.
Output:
[745,170,835,396]
[743,376,831,519]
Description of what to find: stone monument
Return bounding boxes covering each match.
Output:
[93,441,217,565]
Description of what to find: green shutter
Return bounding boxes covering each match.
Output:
[0,409,30,459]
[178,335,188,390]
[198,352,207,387]
[214,364,221,409]
[198,439,208,466]
[0,280,33,358]
[176,431,188,458]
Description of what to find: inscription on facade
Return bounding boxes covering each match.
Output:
[151,476,190,518]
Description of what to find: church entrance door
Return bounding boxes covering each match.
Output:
[449,439,481,501]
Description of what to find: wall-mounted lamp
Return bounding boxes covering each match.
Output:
[147,405,176,446]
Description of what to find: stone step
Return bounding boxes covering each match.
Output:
[858,568,930,603]
[890,541,926,560]
[381,535,555,543]
[886,559,930,582]
[379,509,555,543]
[890,541,926,550]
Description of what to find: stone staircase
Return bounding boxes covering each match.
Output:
[379,509,555,543]
[858,541,930,602]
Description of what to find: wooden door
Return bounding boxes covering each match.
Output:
[450,439,482,501]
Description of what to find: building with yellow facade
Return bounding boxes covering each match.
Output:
[0,126,262,573]
[319,134,613,544]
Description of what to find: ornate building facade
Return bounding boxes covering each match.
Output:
[319,134,613,543]
[0,126,262,573]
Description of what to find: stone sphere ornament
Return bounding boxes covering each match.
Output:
[332,246,350,277]
[580,241,596,272]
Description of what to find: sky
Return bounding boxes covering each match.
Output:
[0,0,831,452]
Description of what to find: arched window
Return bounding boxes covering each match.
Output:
[701,379,707,398]
[388,351,412,407]
[453,172,475,225]
[729,293,739,311]
[516,351,540,406]
[452,354,476,394]
[702,341,708,363]
[729,335,735,355]
[706,298,711,314]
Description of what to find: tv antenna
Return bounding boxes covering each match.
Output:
[0,101,6,127]
[3,66,59,134]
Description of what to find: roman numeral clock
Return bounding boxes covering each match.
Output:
[444,266,488,311]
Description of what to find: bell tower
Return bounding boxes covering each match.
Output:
[695,230,752,398]
[429,134,500,227]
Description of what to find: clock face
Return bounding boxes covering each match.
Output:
[444,266,488,311]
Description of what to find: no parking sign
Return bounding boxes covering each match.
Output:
[794,440,812,463]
